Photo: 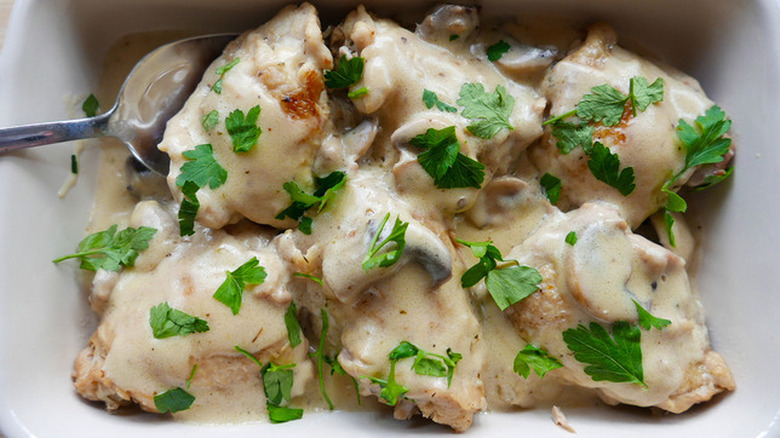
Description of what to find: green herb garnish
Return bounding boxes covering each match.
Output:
[324,56,365,89]
[82,93,99,117]
[457,239,542,311]
[633,300,671,331]
[211,58,240,94]
[422,89,458,113]
[225,105,262,153]
[275,171,347,234]
[362,213,408,271]
[149,302,209,339]
[201,110,219,132]
[562,321,646,388]
[486,40,511,62]
[284,301,303,348]
[154,387,195,414]
[178,180,200,236]
[175,144,228,190]
[213,257,267,315]
[565,231,578,246]
[53,224,156,272]
[540,172,562,205]
[457,82,515,139]
[586,142,636,196]
[513,344,563,379]
[410,126,485,189]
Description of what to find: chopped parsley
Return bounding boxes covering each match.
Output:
[225,105,262,153]
[410,126,485,189]
[586,142,636,196]
[562,321,646,388]
[633,300,671,331]
[565,231,578,246]
[422,89,458,113]
[186,364,198,389]
[275,171,347,234]
[362,213,408,271]
[154,387,195,414]
[70,154,79,175]
[213,257,267,315]
[284,301,303,348]
[513,344,563,379]
[548,120,595,154]
[211,58,240,94]
[364,359,408,407]
[82,93,99,117]
[178,180,200,236]
[293,272,323,285]
[309,308,335,409]
[662,106,733,246]
[175,144,228,190]
[540,172,562,205]
[486,39,511,62]
[53,224,156,272]
[201,109,219,132]
[347,86,369,99]
[457,82,515,139]
[457,239,542,311]
[390,341,462,387]
[324,56,365,89]
[149,302,209,339]
[235,346,303,423]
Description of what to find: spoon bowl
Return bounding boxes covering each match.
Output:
[0,33,238,175]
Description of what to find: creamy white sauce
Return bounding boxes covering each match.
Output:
[71,2,735,432]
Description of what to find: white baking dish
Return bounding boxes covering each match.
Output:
[0,0,778,436]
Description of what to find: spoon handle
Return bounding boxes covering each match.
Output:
[0,113,111,152]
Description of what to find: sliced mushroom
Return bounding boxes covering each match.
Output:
[416,4,479,43]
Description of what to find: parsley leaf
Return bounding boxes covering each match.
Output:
[275,171,347,233]
[211,58,240,94]
[186,364,198,389]
[633,300,671,330]
[82,93,99,117]
[411,126,485,189]
[149,302,209,339]
[457,239,542,310]
[629,77,665,114]
[53,224,156,272]
[175,144,228,190]
[576,77,664,126]
[586,142,636,196]
[364,360,408,406]
[678,105,733,170]
[422,89,458,113]
[154,387,195,414]
[178,180,200,237]
[487,39,511,62]
[213,257,267,315]
[576,84,630,126]
[225,105,262,153]
[540,172,562,205]
[70,154,79,174]
[324,56,365,89]
[261,362,296,406]
[562,321,646,387]
[310,308,335,409]
[549,120,595,154]
[457,82,515,139]
[661,106,733,246]
[362,213,409,270]
[201,109,219,132]
[293,272,323,285]
[565,231,578,246]
[513,344,563,379]
[284,301,303,348]
[347,86,369,99]
[235,345,303,423]
[267,403,304,423]
[390,341,462,387]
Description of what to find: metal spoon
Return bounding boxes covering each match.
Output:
[0,33,238,175]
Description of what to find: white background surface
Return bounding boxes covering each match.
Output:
[0,0,779,437]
